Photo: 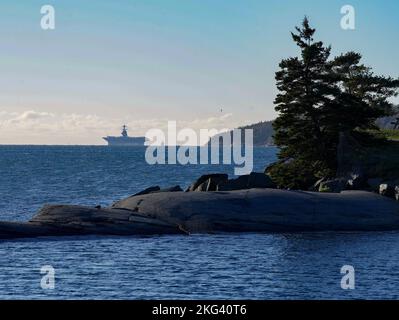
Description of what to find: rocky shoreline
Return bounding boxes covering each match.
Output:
[1,172,399,239]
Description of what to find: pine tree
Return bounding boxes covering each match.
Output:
[267,17,337,189]
[327,52,398,134]
[267,18,399,189]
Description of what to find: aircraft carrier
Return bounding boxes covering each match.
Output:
[103,125,145,146]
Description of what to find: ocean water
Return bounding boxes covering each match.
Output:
[1,146,399,300]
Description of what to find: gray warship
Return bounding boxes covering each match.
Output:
[103,125,145,146]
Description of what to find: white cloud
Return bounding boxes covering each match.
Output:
[0,109,245,145]
[15,110,54,121]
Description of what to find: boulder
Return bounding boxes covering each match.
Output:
[379,184,396,198]
[133,185,182,196]
[248,172,276,189]
[159,185,183,193]
[318,179,346,193]
[186,174,228,192]
[217,175,249,191]
[195,180,210,192]
[346,174,368,190]
[133,186,160,196]
[217,172,275,191]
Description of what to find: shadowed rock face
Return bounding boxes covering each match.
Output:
[1,189,399,239]
[112,189,399,233]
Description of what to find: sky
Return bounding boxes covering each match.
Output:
[0,0,398,144]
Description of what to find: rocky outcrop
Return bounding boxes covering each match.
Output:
[112,189,399,233]
[0,205,185,239]
[186,172,275,192]
[186,174,228,192]
[1,189,399,239]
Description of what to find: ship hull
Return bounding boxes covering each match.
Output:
[103,136,145,146]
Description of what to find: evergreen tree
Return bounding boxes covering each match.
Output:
[267,18,399,189]
[267,17,337,189]
[327,52,398,134]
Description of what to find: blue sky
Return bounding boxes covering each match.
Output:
[0,0,398,144]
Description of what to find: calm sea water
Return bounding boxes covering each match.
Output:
[1,146,399,300]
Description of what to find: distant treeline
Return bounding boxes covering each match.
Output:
[376,106,399,129]
[209,107,398,147]
[209,120,274,147]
